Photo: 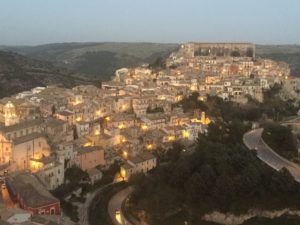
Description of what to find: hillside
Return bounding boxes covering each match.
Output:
[256,45,300,76]
[1,42,179,80]
[1,43,299,99]
[0,51,91,98]
[2,43,300,78]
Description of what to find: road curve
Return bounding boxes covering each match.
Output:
[243,128,300,182]
[108,186,133,225]
[78,183,113,225]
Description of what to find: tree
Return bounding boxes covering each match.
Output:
[65,165,89,183]
[93,80,102,89]
[146,106,164,114]
[51,105,56,115]
[73,126,78,140]
[262,123,297,159]
[149,57,166,69]
[173,92,208,113]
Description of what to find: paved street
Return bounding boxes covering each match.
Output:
[78,183,113,225]
[1,186,15,208]
[243,128,300,182]
[108,186,133,225]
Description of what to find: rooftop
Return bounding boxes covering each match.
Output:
[56,110,74,117]
[76,146,102,155]
[12,132,44,145]
[30,156,56,165]
[45,118,66,128]
[128,152,156,164]
[12,172,59,209]
[1,119,43,133]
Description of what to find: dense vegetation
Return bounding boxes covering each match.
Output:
[1,42,178,80]
[52,163,120,222]
[173,92,208,113]
[256,44,300,77]
[258,52,300,77]
[146,106,164,114]
[88,182,127,225]
[128,120,300,225]
[0,51,90,98]
[174,84,298,122]
[75,51,141,79]
[262,123,297,160]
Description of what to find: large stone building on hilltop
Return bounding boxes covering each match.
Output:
[181,42,256,58]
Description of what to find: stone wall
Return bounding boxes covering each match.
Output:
[183,43,256,58]
[202,209,300,225]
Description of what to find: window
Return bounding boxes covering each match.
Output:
[38,142,42,148]
[50,208,55,215]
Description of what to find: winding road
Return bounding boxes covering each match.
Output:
[78,183,113,225]
[243,128,300,182]
[108,186,134,225]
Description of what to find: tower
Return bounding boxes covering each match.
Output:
[4,101,19,126]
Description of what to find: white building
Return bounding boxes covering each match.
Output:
[32,156,65,190]
[120,152,157,180]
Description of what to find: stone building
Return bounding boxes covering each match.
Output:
[182,42,256,58]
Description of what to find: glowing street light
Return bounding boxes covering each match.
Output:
[182,130,189,139]
[96,110,102,117]
[168,135,176,142]
[118,123,125,129]
[121,104,127,110]
[141,124,148,130]
[120,168,126,180]
[146,144,153,150]
[121,137,126,143]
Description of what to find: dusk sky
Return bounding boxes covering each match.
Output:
[1,0,300,46]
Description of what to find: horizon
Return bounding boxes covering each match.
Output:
[1,41,300,48]
[1,0,300,45]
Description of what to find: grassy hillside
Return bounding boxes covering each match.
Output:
[1,42,179,79]
[0,51,90,98]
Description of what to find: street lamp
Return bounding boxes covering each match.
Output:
[120,168,126,181]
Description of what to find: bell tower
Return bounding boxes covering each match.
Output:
[4,101,19,126]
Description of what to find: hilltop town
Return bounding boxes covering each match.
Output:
[0,42,298,224]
